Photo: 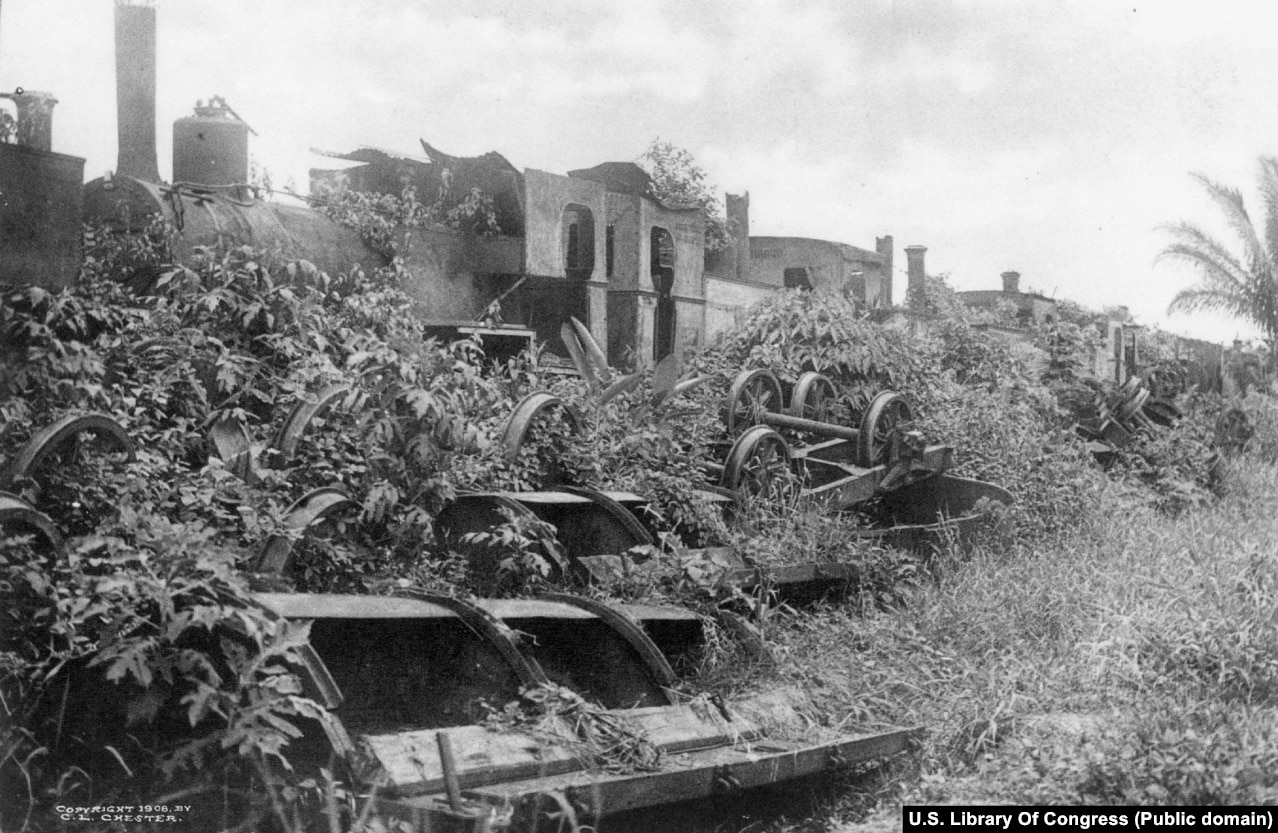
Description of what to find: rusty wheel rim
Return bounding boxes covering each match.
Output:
[791,371,838,423]
[857,391,914,468]
[0,413,136,492]
[721,425,793,501]
[725,369,782,434]
[500,392,584,464]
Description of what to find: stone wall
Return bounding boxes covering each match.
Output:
[704,275,775,343]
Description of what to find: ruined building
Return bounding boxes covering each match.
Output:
[311,147,898,367]
[19,1,902,369]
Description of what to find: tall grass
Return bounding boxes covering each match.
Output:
[758,454,1278,828]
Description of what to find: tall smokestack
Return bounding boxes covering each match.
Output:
[1001,270,1021,294]
[876,235,893,307]
[905,245,927,310]
[115,2,160,181]
[726,192,750,280]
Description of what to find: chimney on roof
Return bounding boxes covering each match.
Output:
[726,192,750,280]
[1001,270,1021,294]
[115,2,160,181]
[905,245,927,310]
[876,235,893,307]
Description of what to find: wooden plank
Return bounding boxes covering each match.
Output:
[382,728,919,820]
[362,705,760,797]
[253,593,457,620]
[476,599,595,620]
[790,437,856,463]
[801,469,880,509]
[616,603,702,623]
[726,562,860,590]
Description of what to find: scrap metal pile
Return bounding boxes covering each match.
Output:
[438,321,1015,602]
[0,369,939,831]
[1074,365,1224,477]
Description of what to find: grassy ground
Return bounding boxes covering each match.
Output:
[703,453,1278,831]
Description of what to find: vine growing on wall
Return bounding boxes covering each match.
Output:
[315,182,501,260]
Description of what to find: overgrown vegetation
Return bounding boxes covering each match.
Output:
[0,204,1267,832]
[639,139,735,252]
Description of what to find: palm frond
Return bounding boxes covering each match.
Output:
[1157,223,1254,290]
[1190,172,1271,280]
[1258,156,1278,273]
[1168,287,1261,321]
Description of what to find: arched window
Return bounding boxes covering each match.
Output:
[650,227,676,362]
[650,227,675,283]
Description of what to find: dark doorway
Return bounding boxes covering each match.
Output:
[651,228,676,362]
[563,204,595,281]
[784,267,813,290]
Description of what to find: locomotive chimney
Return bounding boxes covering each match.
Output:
[114,2,160,181]
[905,245,927,310]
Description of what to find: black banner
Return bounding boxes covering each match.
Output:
[904,807,1274,833]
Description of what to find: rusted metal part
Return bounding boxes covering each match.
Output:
[208,416,256,482]
[257,487,359,575]
[719,425,793,499]
[790,371,838,422]
[436,732,464,812]
[58,587,914,828]
[684,475,1014,601]
[859,475,1015,553]
[857,391,914,469]
[429,727,921,826]
[436,491,571,581]
[499,392,583,463]
[407,592,549,691]
[561,486,655,547]
[1141,360,1199,400]
[438,488,669,584]
[717,416,950,506]
[720,371,944,491]
[0,413,136,490]
[751,409,861,440]
[539,592,679,705]
[0,490,62,552]
[1143,398,1183,429]
[271,384,361,464]
[724,369,784,434]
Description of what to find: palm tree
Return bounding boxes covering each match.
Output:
[1161,157,1278,347]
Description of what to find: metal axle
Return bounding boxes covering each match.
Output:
[759,410,861,440]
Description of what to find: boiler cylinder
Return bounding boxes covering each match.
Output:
[82,175,384,280]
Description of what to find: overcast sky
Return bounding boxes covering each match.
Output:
[3,0,1276,343]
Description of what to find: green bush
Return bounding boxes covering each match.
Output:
[919,377,1102,538]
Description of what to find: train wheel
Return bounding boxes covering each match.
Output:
[857,392,914,469]
[256,487,360,576]
[271,384,366,465]
[500,392,584,464]
[724,369,783,434]
[720,425,794,501]
[790,371,838,423]
[0,413,137,493]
